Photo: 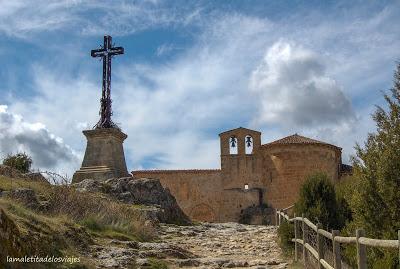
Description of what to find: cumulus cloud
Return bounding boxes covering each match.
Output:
[250,41,356,128]
[0,105,80,175]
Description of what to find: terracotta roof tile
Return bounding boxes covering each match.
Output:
[262,134,341,149]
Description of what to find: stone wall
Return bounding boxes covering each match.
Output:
[132,170,221,222]
[261,144,341,210]
[132,128,344,223]
[132,169,261,222]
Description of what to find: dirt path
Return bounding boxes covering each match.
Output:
[158,222,289,269]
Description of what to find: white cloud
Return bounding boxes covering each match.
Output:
[0,0,204,38]
[0,105,80,175]
[250,41,356,128]
[4,3,399,172]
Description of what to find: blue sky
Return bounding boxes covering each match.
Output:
[0,0,399,176]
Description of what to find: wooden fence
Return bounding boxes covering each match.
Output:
[276,206,400,269]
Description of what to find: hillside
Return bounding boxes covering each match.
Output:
[0,166,290,269]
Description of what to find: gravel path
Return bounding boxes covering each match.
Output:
[159,222,289,269]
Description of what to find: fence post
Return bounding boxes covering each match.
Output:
[317,223,323,269]
[294,213,298,261]
[332,230,341,269]
[356,229,367,269]
[302,214,308,265]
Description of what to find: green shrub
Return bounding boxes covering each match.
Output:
[3,152,32,173]
[295,172,350,230]
[278,220,294,254]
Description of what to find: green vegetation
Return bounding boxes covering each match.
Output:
[2,152,32,173]
[0,173,158,268]
[340,63,400,268]
[294,172,351,230]
[277,219,294,254]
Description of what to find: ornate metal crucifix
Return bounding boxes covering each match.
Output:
[91,35,124,129]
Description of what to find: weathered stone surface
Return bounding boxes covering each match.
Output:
[72,128,130,183]
[8,188,40,209]
[88,222,288,268]
[159,222,288,269]
[23,172,49,184]
[73,177,191,225]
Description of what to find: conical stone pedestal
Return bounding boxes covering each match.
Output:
[72,128,129,183]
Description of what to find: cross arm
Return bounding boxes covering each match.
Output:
[91,48,106,57]
[109,47,124,55]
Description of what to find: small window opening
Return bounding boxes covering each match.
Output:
[244,183,249,190]
[245,135,253,154]
[229,136,238,154]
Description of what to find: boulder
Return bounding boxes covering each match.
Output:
[73,177,191,225]
[73,178,105,193]
[107,177,191,225]
[23,172,50,184]
[8,188,40,209]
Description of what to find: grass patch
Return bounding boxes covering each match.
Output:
[81,216,140,241]
[0,175,51,195]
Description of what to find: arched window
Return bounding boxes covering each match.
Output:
[245,135,253,154]
[244,183,249,190]
[229,136,238,154]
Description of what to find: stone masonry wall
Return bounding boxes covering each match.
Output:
[261,144,341,210]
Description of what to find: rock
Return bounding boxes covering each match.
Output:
[8,188,40,209]
[23,172,50,184]
[177,258,201,267]
[74,177,191,225]
[73,178,106,193]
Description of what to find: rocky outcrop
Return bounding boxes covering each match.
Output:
[8,188,40,209]
[0,208,25,262]
[0,165,49,185]
[73,177,191,225]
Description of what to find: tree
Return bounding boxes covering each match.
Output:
[295,172,349,230]
[346,63,400,267]
[2,153,32,173]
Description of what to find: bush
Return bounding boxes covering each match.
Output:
[278,220,294,254]
[295,172,350,230]
[3,152,32,173]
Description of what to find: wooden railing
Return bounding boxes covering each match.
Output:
[276,207,400,269]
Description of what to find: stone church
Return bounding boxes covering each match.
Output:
[132,127,351,223]
[74,36,351,224]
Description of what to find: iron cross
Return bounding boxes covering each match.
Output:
[91,35,124,129]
